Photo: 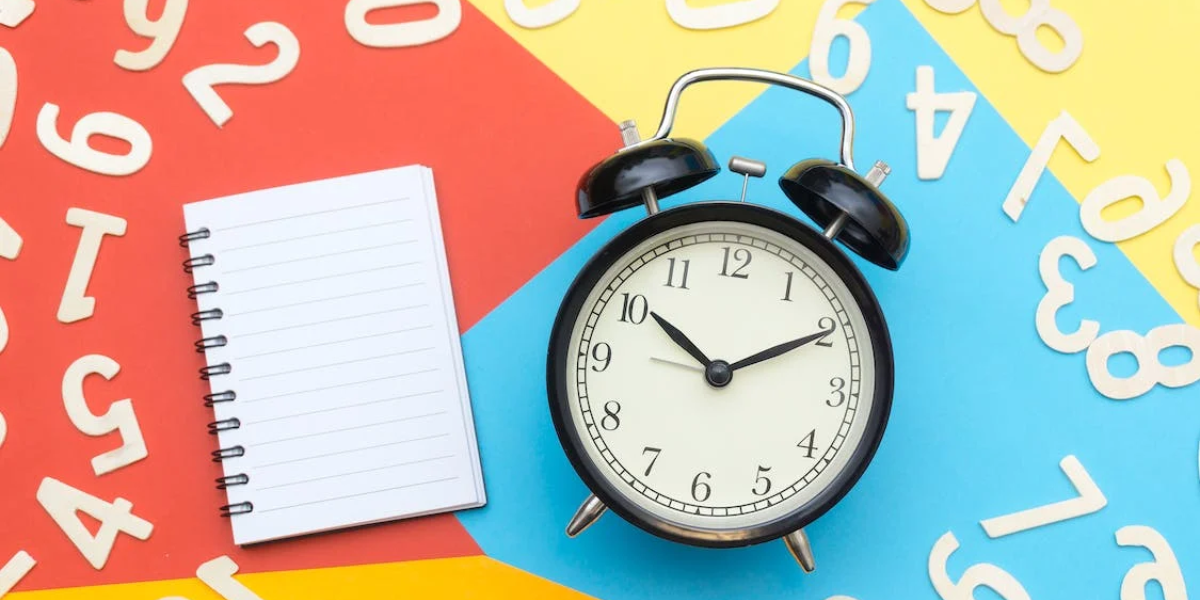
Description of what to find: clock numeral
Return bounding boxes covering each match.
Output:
[664,257,691,289]
[600,401,621,431]
[782,271,795,301]
[589,342,611,372]
[797,429,819,459]
[691,471,712,502]
[618,293,648,324]
[815,317,837,347]
[827,377,847,407]
[752,465,772,496]
[641,446,661,477]
[719,246,752,279]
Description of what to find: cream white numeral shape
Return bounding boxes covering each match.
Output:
[114,0,188,71]
[36,477,153,570]
[980,455,1106,538]
[0,409,6,451]
[809,0,874,96]
[923,0,972,13]
[906,65,976,180]
[0,551,35,596]
[1086,324,1200,400]
[1175,225,1200,311]
[922,0,1082,73]
[505,0,579,29]
[0,0,34,28]
[58,208,127,324]
[36,103,152,176]
[345,0,461,48]
[929,532,1031,600]
[63,354,148,476]
[1080,160,1191,243]
[1036,236,1099,353]
[666,0,779,30]
[182,22,300,128]
[1116,526,1188,600]
[0,47,15,149]
[0,215,21,260]
[197,556,264,600]
[1003,111,1099,221]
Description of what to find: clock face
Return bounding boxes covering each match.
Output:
[549,203,893,546]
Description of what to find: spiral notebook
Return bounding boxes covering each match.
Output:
[180,165,486,546]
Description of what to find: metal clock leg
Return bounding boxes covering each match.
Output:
[566,494,608,537]
[782,528,817,573]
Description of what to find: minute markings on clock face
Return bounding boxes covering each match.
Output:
[567,220,875,527]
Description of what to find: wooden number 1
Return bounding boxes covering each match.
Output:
[1002,111,1099,222]
[979,455,1106,538]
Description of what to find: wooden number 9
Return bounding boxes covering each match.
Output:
[1086,324,1200,400]
[114,0,189,71]
[1036,236,1099,353]
[1079,160,1190,243]
[36,103,153,176]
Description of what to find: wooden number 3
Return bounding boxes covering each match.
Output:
[182,22,300,128]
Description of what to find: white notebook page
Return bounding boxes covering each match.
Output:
[183,165,485,545]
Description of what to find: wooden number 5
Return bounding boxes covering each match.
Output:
[928,532,1031,600]
[182,22,300,128]
[62,354,148,476]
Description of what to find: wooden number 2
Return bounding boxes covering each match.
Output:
[345,0,461,48]
[182,22,300,128]
[979,455,1106,538]
[114,0,188,71]
[62,354,148,476]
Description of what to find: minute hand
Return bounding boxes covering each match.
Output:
[729,328,834,371]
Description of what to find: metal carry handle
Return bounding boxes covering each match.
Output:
[638,67,858,172]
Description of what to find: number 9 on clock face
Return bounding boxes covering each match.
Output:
[548,203,894,546]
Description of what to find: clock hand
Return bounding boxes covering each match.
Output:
[649,311,711,367]
[649,356,705,372]
[728,325,835,372]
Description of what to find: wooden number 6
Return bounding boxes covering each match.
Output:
[345,0,461,48]
[183,22,300,128]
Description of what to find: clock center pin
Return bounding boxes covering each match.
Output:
[704,360,733,388]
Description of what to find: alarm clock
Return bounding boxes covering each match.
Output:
[546,67,909,572]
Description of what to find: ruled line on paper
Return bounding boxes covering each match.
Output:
[221,219,413,253]
[217,198,408,232]
[257,455,456,491]
[242,367,440,404]
[241,347,434,382]
[256,476,459,513]
[254,433,450,469]
[254,411,446,447]
[228,283,425,318]
[223,262,422,296]
[223,241,417,274]
[236,305,428,338]
[236,326,433,360]
[245,389,443,426]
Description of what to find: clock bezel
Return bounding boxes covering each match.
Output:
[547,201,895,548]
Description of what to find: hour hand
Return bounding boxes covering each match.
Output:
[649,311,710,367]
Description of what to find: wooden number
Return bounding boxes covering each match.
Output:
[1115,526,1188,600]
[0,0,35,28]
[505,0,579,29]
[1080,159,1191,242]
[1036,236,1099,353]
[58,208,127,324]
[345,0,461,48]
[923,0,972,13]
[0,305,7,357]
[980,455,1106,538]
[665,0,779,30]
[906,65,976,180]
[1086,324,1200,400]
[1003,111,1099,222]
[197,556,265,600]
[62,354,148,476]
[36,477,153,570]
[979,0,1082,73]
[0,47,14,149]
[0,408,6,450]
[114,0,188,71]
[928,532,1031,600]
[1174,224,1200,311]
[0,215,21,260]
[182,22,300,128]
[36,103,152,176]
[0,551,35,596]
[809,0,874,96]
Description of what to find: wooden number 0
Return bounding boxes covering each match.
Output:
[182,22,300,128]
[345,0,461,48]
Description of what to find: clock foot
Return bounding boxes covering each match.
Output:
[783,529,816,573]
[565,494,607,538]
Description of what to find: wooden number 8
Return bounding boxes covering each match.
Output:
[1085,324,1200,400]
[923,0,1082,73]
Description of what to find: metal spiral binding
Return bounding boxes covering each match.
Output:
[183,254,215,273]
[192,308,223,325]
[204,390,237,406]
[212,446,245,462]
[200,363,231,380]
[195,335,228,352]
[208,418,241,434]
[216,474,249,490]
[220,502,254,517]
[179,227,210,247]
[188,282,219,299]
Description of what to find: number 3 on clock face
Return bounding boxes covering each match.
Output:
[548,203,894,546]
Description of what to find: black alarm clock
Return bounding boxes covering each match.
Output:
[545,67,909,572]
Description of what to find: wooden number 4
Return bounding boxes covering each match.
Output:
[906,65,976,181]
[979,455,1106,538]
[36,477,153,570]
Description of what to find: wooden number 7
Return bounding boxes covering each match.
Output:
[979,455,1106,538]
[1002,111,1099,222]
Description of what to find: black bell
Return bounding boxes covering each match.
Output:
[779,159,909,270]
[576,139,720,219]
